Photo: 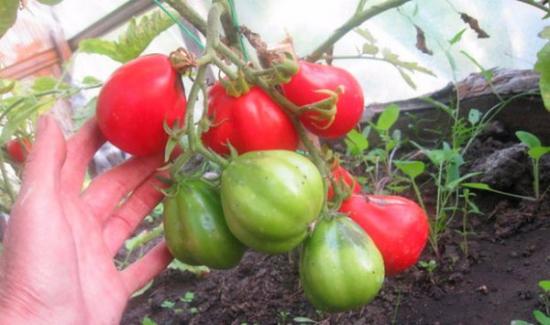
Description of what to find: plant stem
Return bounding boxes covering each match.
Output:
[306,0,411,62]
[533,158,540,200]
[410,178,427,214]
[164,0,208,36]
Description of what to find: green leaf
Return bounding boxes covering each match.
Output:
[461,50,493,82]
[449,28,466,45]
[0,79,15,94]
[535,42,550,111]
[0,0,18,38]
[516,131,541,149]
[397,68,417,89]
[528,146,550,160]
[446,172,481,191]
[355,28,376,44]
[180,291,195,303]
[78,9,175,63]
[82,76,102,86]
[345,129,369,156]
[540,26,550,40]
[394,160,425,179]
[362,43,379,55]
[293,316,317,323]
[161,300,176,309]
[376,104,400,131]
[142,316,158,325]
[533,310,550,325]
[539,280,550,292]
[462,182,491,190]
[32,76,68,92]
[468,108,481,125]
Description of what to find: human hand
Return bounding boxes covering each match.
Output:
[0,116,173,324]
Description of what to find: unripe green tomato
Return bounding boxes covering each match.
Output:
[163,179,245,269]
[221,150,324,254]
[300,216,385,312]
[36,0,63,5]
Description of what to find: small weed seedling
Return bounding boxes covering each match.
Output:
[418,259,438,283]
[516,131,550,200]
[511,280,550,325]
[141,316,158,325]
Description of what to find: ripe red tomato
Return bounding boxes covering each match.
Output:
[281,61,364,139]
[340,194,429,276]
[97,54,186,156]
[202,83,298,155]
[6,138,32,163]
[326,165,361,200]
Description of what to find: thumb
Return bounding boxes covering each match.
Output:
[20,115,67,198]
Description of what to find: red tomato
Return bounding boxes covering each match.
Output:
[6,138,32,163]
[340,194,429,276]
[327,165,361,200]
[202,83,298,155]
[281,61,364,139]
[97,54,186,156]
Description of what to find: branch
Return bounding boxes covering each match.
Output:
[164,0,208,36]
[516,0,550,15]
[306,0,411,62]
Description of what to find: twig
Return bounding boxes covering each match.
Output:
[516,0,550,15]
[306,0,411,62]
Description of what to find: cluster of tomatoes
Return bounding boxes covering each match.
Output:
[3,53,429,312]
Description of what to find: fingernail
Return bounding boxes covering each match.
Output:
[37,115,49,134]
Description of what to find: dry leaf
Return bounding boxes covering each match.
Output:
[460,12,490,39]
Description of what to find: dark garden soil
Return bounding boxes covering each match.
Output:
[122,122,550,325]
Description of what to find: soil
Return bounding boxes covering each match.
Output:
[122,122,550,325]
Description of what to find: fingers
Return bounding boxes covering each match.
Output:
[81,153,164,222]
[102,173,167,256]
[120,242,173,295]
[20,116,67,199]
[61,118,105,194]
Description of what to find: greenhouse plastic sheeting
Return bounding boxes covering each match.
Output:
[6,0,549,104]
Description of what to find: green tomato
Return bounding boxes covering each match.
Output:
[36,0,63,5]
[221,150,324,254]
[163,179,245,269]
[300,216,385,312]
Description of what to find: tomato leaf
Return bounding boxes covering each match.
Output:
[345,129,369,156]
[376,104,400,131]
[0,0,18,38]
[516,131,541,149]
[535,41,550,111]
[78,9,175,63]
[394,160,425,179]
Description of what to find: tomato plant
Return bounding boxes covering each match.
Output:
[340,194,429,275]
[300,216,385,312]
[97,54,186,156]
[5,138,32,164]
[327,165,361,200]
[220,150,324,254]
[281,61,364,139]
[163,179,245,269]
[202,84,298,155]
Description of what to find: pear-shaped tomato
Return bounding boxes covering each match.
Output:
[97,54,186,156]
[163,179,245,269]
[202,83,298,155]
[300,216,385,312]
[281,61,364,139]
[340,194,429,275]
[221,150,323,254]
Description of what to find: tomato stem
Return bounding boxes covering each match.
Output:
[305,0,411,63]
